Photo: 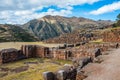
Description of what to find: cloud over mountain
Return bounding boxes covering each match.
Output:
[0,0,99,24]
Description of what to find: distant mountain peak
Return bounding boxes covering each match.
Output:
[23,15,114,41]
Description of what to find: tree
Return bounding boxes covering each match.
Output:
[113,13,120,27]
[117,13,120,20]
[116,14,120,26]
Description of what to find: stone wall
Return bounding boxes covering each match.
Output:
[21,45,49,58]
[36,46,50,58]
[50,43,117,60]
[0,45,50,64]
[45,31,100,44]
[0,48,25,63]
[0,56,2,64]
[103,29,120,42]
[21,45,36,58]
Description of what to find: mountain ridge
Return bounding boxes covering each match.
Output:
[22,15,113,40]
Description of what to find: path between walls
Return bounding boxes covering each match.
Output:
[82,48,120,80]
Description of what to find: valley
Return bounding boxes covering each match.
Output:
[0,15,120,80]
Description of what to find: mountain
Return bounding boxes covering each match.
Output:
[22,15,113,40]
[0,24,38,42]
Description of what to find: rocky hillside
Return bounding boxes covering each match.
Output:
[0,24,38,42]
[45,29,100,44]
[45,26,120,44]
[23,15,113,40]
[102,28,120,42]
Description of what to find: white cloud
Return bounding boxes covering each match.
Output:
[90,1,120,15]
[0,8,72,24]
[0,0,100,24]
[0,0,99,11]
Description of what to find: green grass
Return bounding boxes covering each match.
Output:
[53,59,72,65]
[0,58,72,80]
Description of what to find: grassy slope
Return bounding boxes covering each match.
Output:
[0,24,38,42]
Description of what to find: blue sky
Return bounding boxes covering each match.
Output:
[70,0,120,20]
[0,0,120,24]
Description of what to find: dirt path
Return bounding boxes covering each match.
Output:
[83,48,120,80]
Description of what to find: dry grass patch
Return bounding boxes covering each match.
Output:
[0,42,63,50]
[90,39,103,44]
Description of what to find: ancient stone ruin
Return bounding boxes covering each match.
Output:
[0,42,119,80]
[0,45,50,64]
[45,31,100,44]
[0,43,118,64]
[103,29,120,42]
